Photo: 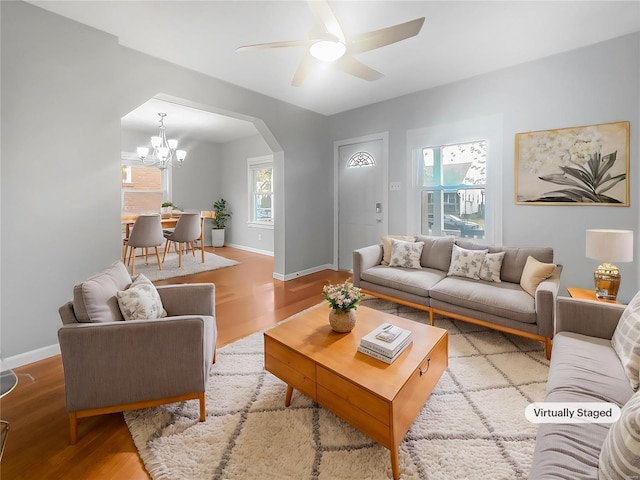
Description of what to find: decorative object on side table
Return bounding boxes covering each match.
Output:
[585,229,633,301]
[211,198,232,247]
[322,280,364,333]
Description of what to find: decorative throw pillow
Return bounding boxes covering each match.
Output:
[598,390,640,479]
[479,251,506,283]
[519,256,556,297]
[116,274,167,321]
[611,290,640,391]
[447,244,488,280]
[388,239,424,269]
[381,235,416,265]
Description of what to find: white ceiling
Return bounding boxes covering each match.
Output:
[29,0,640,141]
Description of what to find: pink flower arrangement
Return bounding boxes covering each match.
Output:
[322,280,364,313]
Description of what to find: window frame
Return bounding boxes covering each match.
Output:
[247,155,274,229]
[120,152,171,215]
[406,115,503,245]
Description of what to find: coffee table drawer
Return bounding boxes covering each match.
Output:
[264,337,316,400]
[316,366,390,422]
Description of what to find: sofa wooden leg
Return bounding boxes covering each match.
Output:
[69,412,78,445]
[429,309,435,326]
[545,338,552,360]
[199,393,206,421]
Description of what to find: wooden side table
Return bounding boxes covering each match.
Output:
[567,287,620,304]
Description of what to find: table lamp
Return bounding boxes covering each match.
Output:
[585,229,634,301]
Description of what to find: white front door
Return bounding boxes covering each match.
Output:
[337,135,387,271]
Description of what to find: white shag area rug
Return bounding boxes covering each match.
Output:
[129,251,239,281]
[124,298,549,480]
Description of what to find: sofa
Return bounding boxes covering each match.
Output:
[530,296,640,479]
[58,261,217,444]
[353,235,562,359]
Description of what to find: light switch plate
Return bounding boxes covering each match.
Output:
[390,182,401,191]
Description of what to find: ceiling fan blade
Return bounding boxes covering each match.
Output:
[334,55,384,81]
[292,53,317,86]
[349,17,425,54]
[237,39,310,52]
[306,0,346,43]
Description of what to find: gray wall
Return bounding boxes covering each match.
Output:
[0,1,333,365]
[328,32,640,303]
[220,135,274,254]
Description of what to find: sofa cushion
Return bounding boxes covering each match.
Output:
[520,256,556,297]
[116,274,167,321]
[416,235,455,271]
[529,332,635,480]
[360,265,446,298]
[73,261,132,323]
[456,239,554,284]
[478,251,505,283]
[389,239,424,269]
[598,389,640,480]
[447,244,488,280]
[612,289,640,391]
[381,235,416,265]
[429,276,537,324]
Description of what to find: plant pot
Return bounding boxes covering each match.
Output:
[211,228,225,247]
[329,309,357,333]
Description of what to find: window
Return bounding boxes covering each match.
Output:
[248,155,273,228]
[121,153,170,215]
[420,141,487,239]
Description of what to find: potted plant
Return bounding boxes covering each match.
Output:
[211,198,232,247]
[161,201,174,217]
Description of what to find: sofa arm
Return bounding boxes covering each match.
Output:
[353,245,383,287]
[157,283,215,317]
[57,316,214,412]
[535,265,562,338]
[556,296,625,339]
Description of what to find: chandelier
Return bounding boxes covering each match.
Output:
[136,113,187,169]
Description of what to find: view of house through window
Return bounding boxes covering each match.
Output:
[248,155,274,227]
[121,164,165,215]
[420,140,486,239]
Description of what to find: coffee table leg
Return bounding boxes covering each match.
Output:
[391,446,400,480]
[285,385,293,407]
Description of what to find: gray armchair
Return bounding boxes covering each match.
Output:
[57,261,216,444]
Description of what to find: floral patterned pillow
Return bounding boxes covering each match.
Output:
[479,251,506,283]
[447,244,488,280]
[116,274,167,321]
[389,239,425,269]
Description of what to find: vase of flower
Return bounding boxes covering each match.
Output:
[322,280,364,333]
[328,308,357,333]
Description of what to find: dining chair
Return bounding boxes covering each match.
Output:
[162,213,202,268]
[122,215,164,275]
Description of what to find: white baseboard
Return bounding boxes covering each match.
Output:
[225,243,274,257]
[3,343,60,370]
[278,263,336,281]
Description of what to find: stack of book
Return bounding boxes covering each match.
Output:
[358,323,413,364]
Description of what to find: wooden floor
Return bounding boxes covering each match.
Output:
[1,247,350,480]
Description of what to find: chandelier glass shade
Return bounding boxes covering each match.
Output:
[137,113,187,170]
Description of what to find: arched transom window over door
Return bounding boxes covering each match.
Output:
[347,151,376,168]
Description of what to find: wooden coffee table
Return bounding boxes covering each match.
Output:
[264,304,448,479]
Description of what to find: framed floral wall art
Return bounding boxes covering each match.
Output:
[515,121,629,205]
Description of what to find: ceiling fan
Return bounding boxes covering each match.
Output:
[236,0,425,86]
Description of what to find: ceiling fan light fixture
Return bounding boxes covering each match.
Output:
[309,40,346,62]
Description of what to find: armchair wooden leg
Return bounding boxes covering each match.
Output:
[199,393,206,422]
[545,338,552,360]
[162,240,171,264]
[69,412,78,445]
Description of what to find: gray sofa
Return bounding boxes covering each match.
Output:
[529,296,634,479]
[58,261,217,444]
[353,236,562,359]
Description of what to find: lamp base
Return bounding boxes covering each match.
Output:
[594,263,621,301]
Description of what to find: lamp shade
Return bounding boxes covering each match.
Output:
[585,229,634,263]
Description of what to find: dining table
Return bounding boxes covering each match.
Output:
[122,213,211,264]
